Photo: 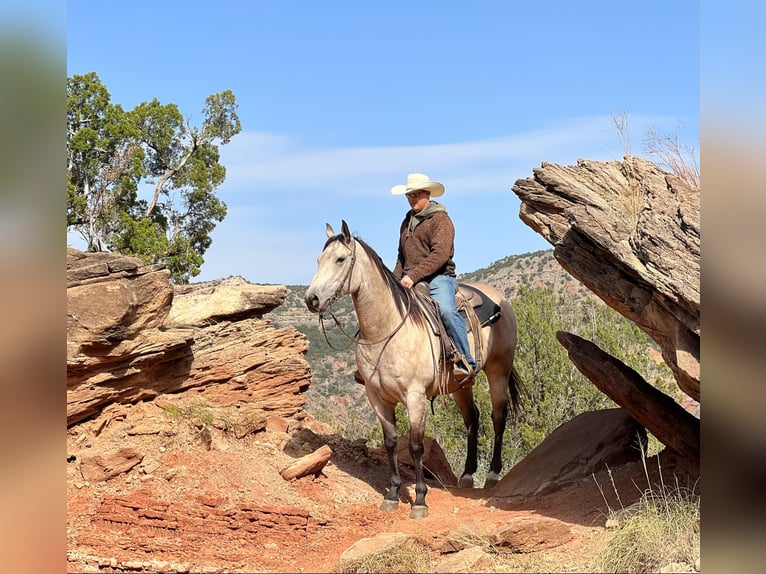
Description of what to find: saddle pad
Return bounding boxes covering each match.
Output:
[458,283,501,327]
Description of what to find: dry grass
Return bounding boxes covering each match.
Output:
[612,110,700,191]
[333,538,434,573]
[597,486,699,572]
[643,123,700,190]
[610,110,701,233]
[595,456,700,573]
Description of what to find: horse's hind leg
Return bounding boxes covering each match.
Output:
[485,369,510,489]
[452,387,479,488]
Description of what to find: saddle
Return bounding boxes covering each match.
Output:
[414,282,502,395]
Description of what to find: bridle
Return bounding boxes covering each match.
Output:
[316,235,445,396]
[318,237,412,351]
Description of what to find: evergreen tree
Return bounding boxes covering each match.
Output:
[66,72,241,283]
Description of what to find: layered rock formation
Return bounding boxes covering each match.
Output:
[66,248,311,429]
[511,156,700,465]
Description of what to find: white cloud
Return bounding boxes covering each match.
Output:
[219,113,697,200]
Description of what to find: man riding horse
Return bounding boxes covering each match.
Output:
[390,173,476,384]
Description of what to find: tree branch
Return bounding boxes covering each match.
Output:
[144,139,197,219]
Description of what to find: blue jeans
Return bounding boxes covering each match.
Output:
[429,275,476,370]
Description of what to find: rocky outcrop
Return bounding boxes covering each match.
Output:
[490,408,646,498]
[67,248,311,428]
[512,156,700,463]
[512,156,699,401]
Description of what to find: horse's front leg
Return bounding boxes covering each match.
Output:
[407,394,429,519]
[381,419,402,510]
[367,391,401,511]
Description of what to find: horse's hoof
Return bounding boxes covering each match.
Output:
[484,472,500,490]
[410,505,428,520]
[457,475,474,489]
[380,499,399,512]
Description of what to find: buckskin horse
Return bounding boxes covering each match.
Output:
[305,221,523,519]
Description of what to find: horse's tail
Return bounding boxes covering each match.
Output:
[508,366,526,416]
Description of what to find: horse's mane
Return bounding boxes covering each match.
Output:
[325,233,430,330]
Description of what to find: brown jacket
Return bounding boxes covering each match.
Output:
[392,203,456,284]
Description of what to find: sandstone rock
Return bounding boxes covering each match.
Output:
[79,447,144,482]
[167,282,287,326]
[338,531,409,567]
[490,515,573,552]
[66,249,311,427]
[490,408,645,498]
[397,435,458,487]
[557,332,699,463]
[512,157,699,401]
[433,546,495,573]
[280,444,333,480]
[67,249,173,354]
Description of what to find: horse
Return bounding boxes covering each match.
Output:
[305,221,523,519]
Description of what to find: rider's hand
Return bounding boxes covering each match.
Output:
[401,275,414,289]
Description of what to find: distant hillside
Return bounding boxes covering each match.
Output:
[459,249,594,300]
[266,249,599,428]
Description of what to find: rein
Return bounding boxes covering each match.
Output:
[316,236,444,391]
[319,295,412,348]
[318,237,413,350]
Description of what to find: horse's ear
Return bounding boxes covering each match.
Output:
[325,223,335,239]
[341,220,351,244]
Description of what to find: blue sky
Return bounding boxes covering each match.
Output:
[66,0,699,285]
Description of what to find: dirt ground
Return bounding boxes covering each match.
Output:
[66,400,690,573]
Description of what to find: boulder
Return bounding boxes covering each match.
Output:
[397,435,458,487]
[490,408,645,498]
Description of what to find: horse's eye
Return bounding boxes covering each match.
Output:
[336,257,346,264]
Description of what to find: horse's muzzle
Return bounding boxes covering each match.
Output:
[305,292,321,313]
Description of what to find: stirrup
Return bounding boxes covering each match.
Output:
[451,352,473,373]
[451,355,475,384]
[449,364,475,393]
[453,365,474,380]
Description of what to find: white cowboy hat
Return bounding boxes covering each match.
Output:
[390,173,445,197]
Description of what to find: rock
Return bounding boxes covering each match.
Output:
[490,515,573,552]
[67,249,173,353]
[79,447,144,482]
[490,409,645,498]
[280,444,333,480]
[265,416,290,433]
[557,332,699,463]
[433,546,495,573]
[396,435,458,487]
[66,249,311,427]
[167,282,287,326]
[338,532,409,567]
[512,157,699,402]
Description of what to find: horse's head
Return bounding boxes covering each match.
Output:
[305,220,357,313]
